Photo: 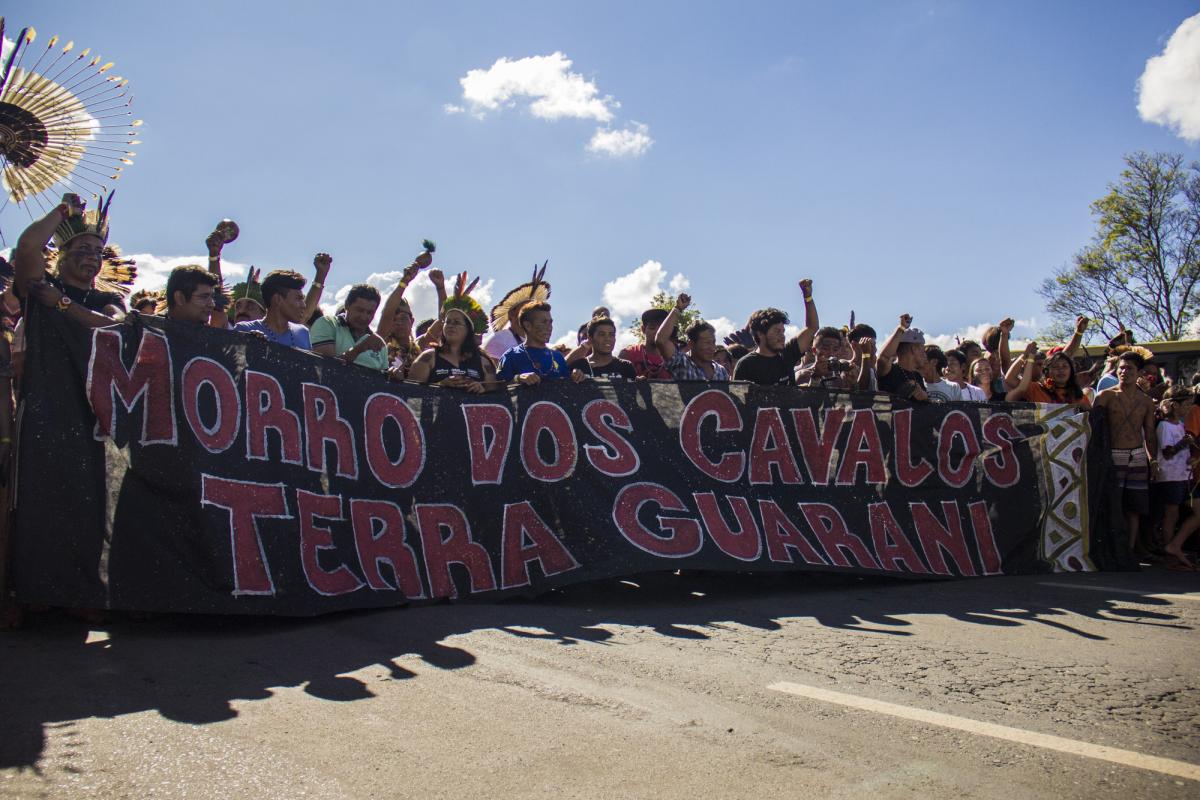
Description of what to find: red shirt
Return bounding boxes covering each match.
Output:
[619,344,670,379]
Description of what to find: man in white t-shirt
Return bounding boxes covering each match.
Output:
[921,345,962,403]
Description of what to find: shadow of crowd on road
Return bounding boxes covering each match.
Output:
[1,567,1194,772]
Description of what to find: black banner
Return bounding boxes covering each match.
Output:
[13,308,1103,615]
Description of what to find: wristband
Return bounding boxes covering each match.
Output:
[803,294,813,303]
[311,282,324,290]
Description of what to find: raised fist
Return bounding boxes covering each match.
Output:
[999,317,1015,333]
[429,269,445,288]
[798,279,813,296]
[676,293,692,310]
[899,314,913,330]
[1075,315,1089,334]
[313,253,332,276]
[206,231,224,257]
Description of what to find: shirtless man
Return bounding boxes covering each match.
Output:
[1094,350,1159,555]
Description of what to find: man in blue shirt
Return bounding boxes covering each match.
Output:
[234,270,311,349]
[497,301,585,385]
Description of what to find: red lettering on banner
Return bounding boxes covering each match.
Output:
[968,500,1003,575]
[893,408,934,487]
[87,327,176,444]
[363,393,424,488]
[748,408,802,485]
[799,502,881,569]
[200,475,292,596]
[792,407,846,486]
[181,357,240,453]
[462,404,513,484]
[302,383,359,479]
[835,409,887,485]
[415,503,497,599]
[694,492,761,561]
[581,399,640,477]
[910,501,977,576]
[520,401,577,482]
[612,482,703,557]
[937,411,980,488]
[349,499,426,597]
[679,390,744,482]
[758,499,827,565]
[867,502,929,573]
[296,490,363,596]
[245,371,302,464]
[982,414,1022,488]
[500,502,580,589]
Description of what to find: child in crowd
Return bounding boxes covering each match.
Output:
[1153,387,1195,570]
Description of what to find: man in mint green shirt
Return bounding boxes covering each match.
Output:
[311,284,390,372]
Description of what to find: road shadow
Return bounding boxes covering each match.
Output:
[1,567,1195,770]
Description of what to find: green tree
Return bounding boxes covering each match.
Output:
[630,291,705,342]
[1039,151,1200,342]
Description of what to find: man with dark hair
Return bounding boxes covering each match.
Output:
[733,278,820,385]
[129,290,159,315]
[921,345,962,403]
[1095,349,1159,557]
[497,301,585,385]
[619,308,674,379]
[165,265,220,325]
[235,269,311,348]
[797,325,876,391]
[654,294,728,380]
[311,284,387,370]
[876,314,929,401]
[569,317,636,380]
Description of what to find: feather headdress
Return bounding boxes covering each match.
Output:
[443,271,488,335]
[0,20,141,215]
[490,261,550,333]
[45,238,137,297]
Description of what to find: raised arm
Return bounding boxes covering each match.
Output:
[796,279,819,353]
[13,199,81,295]
[655,294,689,361]
[1062,315,1088,358]
[305,253,332,322]
[855,337,876,391]
[1005,341,1039,401]
[876,314,911,378]
[375,256,425,338]
[205,229,231,328]
[998,318,1013,371]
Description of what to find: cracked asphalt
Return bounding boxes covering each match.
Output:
[1,567,1197,799]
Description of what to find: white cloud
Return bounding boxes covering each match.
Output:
[456,52,615,122]
[449,52,652,157]
[924,318,1038,351]
[124,253,248,297]
[587,122,654,159]
[668,272,690,293]
[602,260,692,317]
[325,270,495,329]
[1137,13,1200,142]
[707,316,737,343]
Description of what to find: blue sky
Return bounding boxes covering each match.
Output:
[3,0,1198,347]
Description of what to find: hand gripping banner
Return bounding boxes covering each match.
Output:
[13,309,1103,616]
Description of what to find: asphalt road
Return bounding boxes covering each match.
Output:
[1,567,1197,799]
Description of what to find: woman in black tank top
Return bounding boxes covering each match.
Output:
[407,308,498,393]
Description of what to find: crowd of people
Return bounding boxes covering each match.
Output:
[0,197,1196,625]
